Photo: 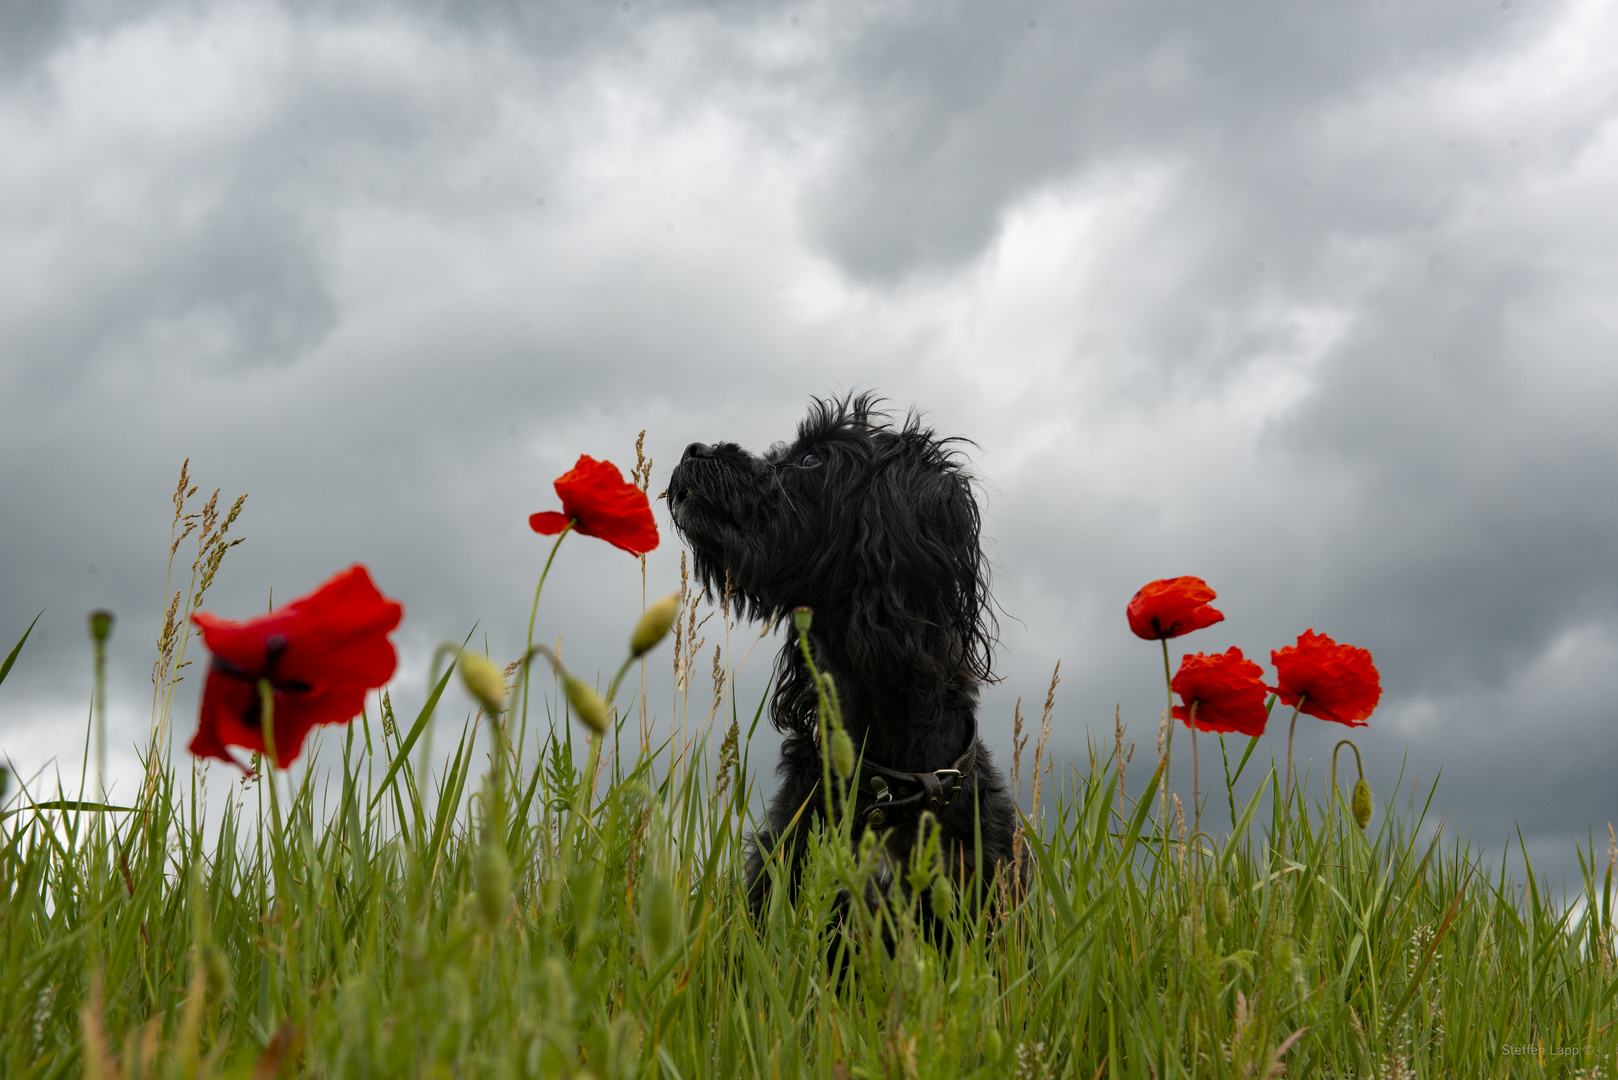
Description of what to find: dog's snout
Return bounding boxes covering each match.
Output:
[682,442,715,463]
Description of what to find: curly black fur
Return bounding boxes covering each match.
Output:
[667,393,1019,914]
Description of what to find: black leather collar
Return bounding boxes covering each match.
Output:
[851,719,978,831]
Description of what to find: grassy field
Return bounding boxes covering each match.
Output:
[1,477,1614,1079]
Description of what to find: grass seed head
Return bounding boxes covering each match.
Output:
[641,872,677,962]
[202,943,234,999]
[475,842,511,927]
[710,644,725,717]
[712,718,740,804]
[540,957,573,1020]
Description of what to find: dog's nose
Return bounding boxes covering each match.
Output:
[682,442,715,462]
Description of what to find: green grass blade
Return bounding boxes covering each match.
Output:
[0,800,134,820]
[0,610,41,689]
[369,655,460,812]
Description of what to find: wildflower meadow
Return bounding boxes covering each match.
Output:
[0,452,1614,1079]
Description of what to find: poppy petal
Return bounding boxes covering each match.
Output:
[531,455,659,555]
[1270,629,1381,728]
[189,565,402,770]
[529,511,571,535]
[1127,577,1226,641]
[1170,646,1270,737]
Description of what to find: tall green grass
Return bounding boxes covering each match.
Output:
[0,477,1614,1079]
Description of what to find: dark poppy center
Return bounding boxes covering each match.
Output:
[212,633,315,730]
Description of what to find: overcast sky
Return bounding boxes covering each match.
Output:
[2,0,1613,888]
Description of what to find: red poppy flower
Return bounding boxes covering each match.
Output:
[1269,629,1381,727]
[189,565,402,770]
[529,455,659,556]
[1127,576,1226,640]
[1170,647,1269,736]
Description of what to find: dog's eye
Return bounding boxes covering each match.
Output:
[800,451,822,468]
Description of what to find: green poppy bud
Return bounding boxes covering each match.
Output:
[641,873,677,962]
[930,876,954,920]
[565,675,611,735]
[1208,883,1230,930]
[983,1028,1004,1064]
[1352,778,1373,831]
[793,606,813,634]
[631,592,681,658]
[829,728,855,779]
[475,841,510,927]
[88,609,114,643]
[458,650,507,717]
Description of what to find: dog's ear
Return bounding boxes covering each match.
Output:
[842,430,993,690]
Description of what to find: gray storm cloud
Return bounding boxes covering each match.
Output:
[1,0,1613,886]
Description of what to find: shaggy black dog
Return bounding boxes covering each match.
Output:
[667,393,1019,916]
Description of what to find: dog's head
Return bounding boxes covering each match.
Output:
[668,393,993,701]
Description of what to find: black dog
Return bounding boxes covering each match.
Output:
[668,393,1019,917]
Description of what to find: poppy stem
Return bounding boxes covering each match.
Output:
[1191,701,1200,840]
[258,679,282,825]
[521,643,608,815]
[1330,737,1363,830]
[484,705,509,844]
[1160,637,1175,854]
[520,521,574,750]
[256,678,303,1007]
[605,653,638,707]
[91,624,108,802]
[579,731,604,815]
[1282,694,1306,857]
[797,620,840,828]
[257,683,291,879]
